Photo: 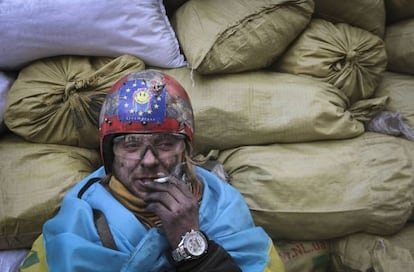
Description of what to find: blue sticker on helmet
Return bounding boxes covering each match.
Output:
[113,79,166,123]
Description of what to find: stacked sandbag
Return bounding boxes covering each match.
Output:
[385,0,414,24]
[373,72,414,130]
[271,18,387,104]
[384,18,414,75]
[1,1,413,271]
[0,133,101,249]
[312,0,386,37]
[217,132,414,241]
[4,55,145,149]
[275,240,331,272]
[330,223,414,272]
[0,0,186,70]
[159,67,388,154]
[171,0,314,74]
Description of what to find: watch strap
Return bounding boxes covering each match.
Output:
[171,230,208,262]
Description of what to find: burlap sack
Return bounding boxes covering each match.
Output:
[4,55,145,148]
[331,223,414,272]
[275,240,330,272]
[159,67,367,155]
[271,19,387,104]
[385,0,414,23]
[218,132,414,240]
[0,133,101,249]
[385,18,414,75]
[400,138,414,221]
[375,72,414,129]
[313,0,386,37]
[171,0,314,74]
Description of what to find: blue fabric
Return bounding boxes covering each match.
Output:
[43,166,272,272]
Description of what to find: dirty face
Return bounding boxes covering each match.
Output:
[111,133,186,196]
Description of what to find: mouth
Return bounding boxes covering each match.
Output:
[133,172,169,184]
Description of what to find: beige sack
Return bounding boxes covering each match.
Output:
[385,18,414,75]
[275,240,331,272]
[313,0,386,37]
[331,223,414,272]
[271,19,387,104]
[385,0,414,24]
[159,67,367,155]
[0,133,101,249]
[218,132,414,240]
[172,0,314,74]
[4,55,145,148]
[374,72,414,129]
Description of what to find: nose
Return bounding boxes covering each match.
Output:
[139,144,159,166]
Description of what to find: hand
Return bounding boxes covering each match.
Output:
[136,177,200,248]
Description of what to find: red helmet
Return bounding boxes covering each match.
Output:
[99,69,194,172]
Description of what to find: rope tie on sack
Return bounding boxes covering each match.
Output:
[345,50,358,64]
[333,50,359,72]
[63,75,100,128]
[74,75,99,90]
[63,76,96,101]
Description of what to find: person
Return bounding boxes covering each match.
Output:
[23,70,285,271]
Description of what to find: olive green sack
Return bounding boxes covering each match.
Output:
[271,19,387,104]
[4,55,145,148]
[313,0,386,37]
[218,132,414,241]
[374,71,414,129]
[171,0,314,74]
[0,134,101,249]
[160,67,387,155]
[331,223,414,272]
[385,18,414,75]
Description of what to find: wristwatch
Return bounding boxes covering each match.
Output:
[171,230,208,262]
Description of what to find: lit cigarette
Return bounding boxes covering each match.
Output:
[153,176,169,183]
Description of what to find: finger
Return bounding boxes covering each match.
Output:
[143,181,193,201]
[142,190,180,210]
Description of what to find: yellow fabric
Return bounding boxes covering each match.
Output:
[19,234,49,272]
[108,175,162,228]
[265,241,286,272]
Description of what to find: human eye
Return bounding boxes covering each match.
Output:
[123,138,144,152]
[154,139,176,151]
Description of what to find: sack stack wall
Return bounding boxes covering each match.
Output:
[0,0,414,271]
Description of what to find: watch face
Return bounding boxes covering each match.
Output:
[184,232,207,256]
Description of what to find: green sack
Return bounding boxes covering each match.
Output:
[218,132,414,240]
[331,223,414,272]
[160,67,366,155]
[375,71,414,129]
[385,18,414,75]
[275,240,331,272]
[5,55,145,148]
[172,0,314,74]
[271,19,387,104]
[313,0,386,37]
[385,0,414,24]
[0,133,101,249]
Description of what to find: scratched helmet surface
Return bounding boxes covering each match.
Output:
[99,69,194,172]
